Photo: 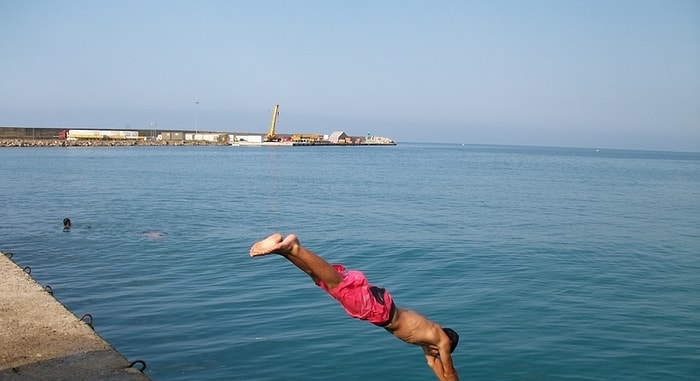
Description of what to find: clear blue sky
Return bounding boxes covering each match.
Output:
[1,0,698,151]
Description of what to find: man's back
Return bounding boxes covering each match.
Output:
[384,307,445,347]
[385,308,459,381]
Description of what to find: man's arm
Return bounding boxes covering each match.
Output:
[423,347,448,381]
[422,345,459,381]
[437,343,458,381]
[437,326,459,381]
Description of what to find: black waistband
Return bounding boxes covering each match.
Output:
[375,301,396,327]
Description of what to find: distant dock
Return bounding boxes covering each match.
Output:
[233,139,396,147]
[0,126,397,147]
[0,252,150,380]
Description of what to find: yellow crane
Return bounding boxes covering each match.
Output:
[265,104,280,141]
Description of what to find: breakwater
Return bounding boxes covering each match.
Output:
[0,252,151,380]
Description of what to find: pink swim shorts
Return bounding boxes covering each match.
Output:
[316,264,395,326]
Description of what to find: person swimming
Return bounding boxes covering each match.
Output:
[63,218,71,230]
[141,231,164,239]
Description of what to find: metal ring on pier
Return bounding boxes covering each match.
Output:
[44,285,54,295]
[128,359,147,372]
[3,252,13,259]
[79,313,94,329]
[23,266,31,274]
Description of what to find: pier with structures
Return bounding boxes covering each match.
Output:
[0,105,396,148]
[0,251,150,380]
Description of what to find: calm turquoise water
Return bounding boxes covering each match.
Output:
[1,144,698,380]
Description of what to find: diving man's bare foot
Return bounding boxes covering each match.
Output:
[250,233,299,257]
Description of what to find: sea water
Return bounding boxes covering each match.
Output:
[1,144,698,380]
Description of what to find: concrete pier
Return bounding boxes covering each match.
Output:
[0,252,150,381]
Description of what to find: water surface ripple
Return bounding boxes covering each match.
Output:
[1,144,698,380]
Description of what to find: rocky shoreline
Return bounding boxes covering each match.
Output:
[0,139,228,148]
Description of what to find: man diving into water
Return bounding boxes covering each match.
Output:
[250,233,459,381]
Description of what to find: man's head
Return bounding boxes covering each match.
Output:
[443,328,459,353]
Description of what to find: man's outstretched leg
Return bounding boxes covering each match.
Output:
[250,233,343,290]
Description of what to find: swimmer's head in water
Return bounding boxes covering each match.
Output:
[443,328,459,353]
[63,218,71,228]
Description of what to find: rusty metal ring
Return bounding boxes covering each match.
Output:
[128,359,147,372]
[79,313,94,329]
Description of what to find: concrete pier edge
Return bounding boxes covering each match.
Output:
[0,251,151,381]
